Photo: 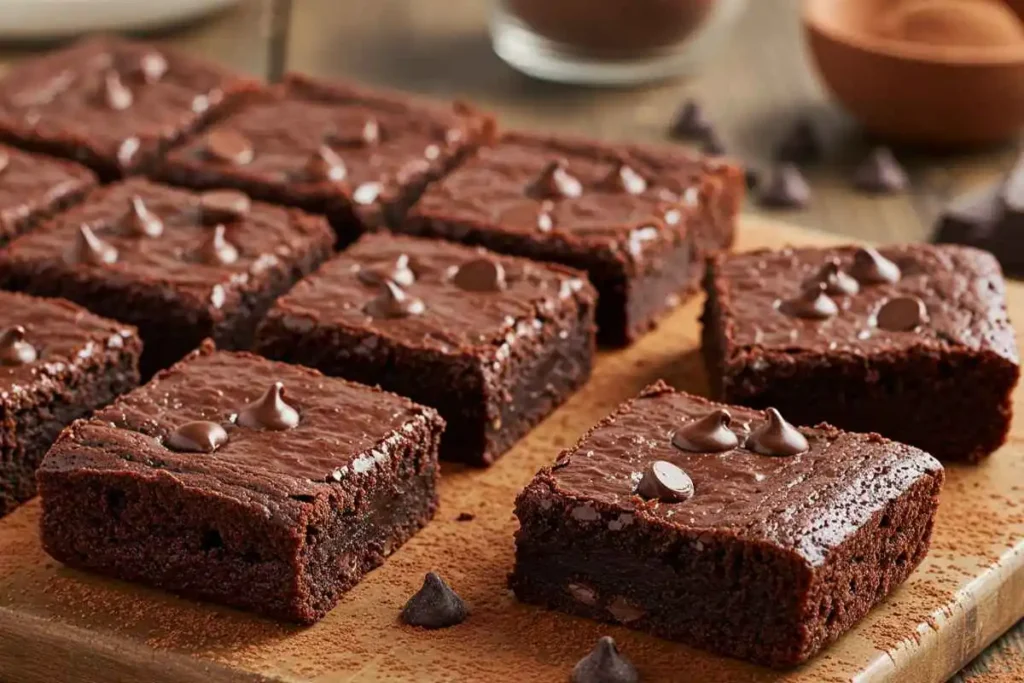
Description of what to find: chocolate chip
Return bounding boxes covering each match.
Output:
[635,460,694,503]
[452,257,507,293]
[0,150,9,175]
[669,99,711,140]
[807,258,859,296]
[165,421,229,453]
[853,147,908,194]
[759,163,811,209]
[774,118,822,163]
[352,181,382,206]
[400,572,468,629]
[744,166,760,190]
[0,325,37,366]
[530,160,583,200]
[65,225,118,266]
[117,137,141,169]
[199,225,239,266]
[125,196,163,238]
[746,408,808,456]
[455,512,475,522]
[102,70,133,111]
[600,162,647,195]
[672,409,739,452]
[236,382,300,431]
[364,281,425,319]
[571,637,638,683]
[357,254,415,287]
[199,190,251,224]
[850,247,901,284]
[876,296,928,331]
[204,130,254,166]
[702,131,726,156]
[139,52,168,83]
[780,281,838,319]
[305,145,346,182]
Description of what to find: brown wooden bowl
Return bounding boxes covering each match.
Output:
[803,0,1024,148]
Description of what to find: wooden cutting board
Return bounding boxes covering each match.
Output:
[0,216,1021,683]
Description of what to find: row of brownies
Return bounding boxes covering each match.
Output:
[0,35,1017,675]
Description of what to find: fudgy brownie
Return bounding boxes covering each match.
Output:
[702,244,1020,462]
[510,382,944,668]
[0,290,141,517]
[0,178,334,377]
[38,344,445,623]
[256,232,596,466]
[0,36,253,179]
[0,144,97,247]
[158,74,493,244]
[401,131,744,345]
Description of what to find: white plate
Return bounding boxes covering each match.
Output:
[0,0,240,39]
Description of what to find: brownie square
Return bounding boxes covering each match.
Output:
[159,74,494,244]
[38,344,445,623]
[0,178,335,377]
[256,232,596,466]
[702,244,1020,462]
[510,382,944,668]
[0,36,253,179]
[0,290,141,517]
[401,131,744,345]
[0,144,97,247]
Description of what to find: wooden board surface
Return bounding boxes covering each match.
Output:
[0,216,1021,683]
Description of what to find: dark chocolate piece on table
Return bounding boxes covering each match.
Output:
[759,163,811,209]
[400,572,468,629]
[773,117,823,164]
[853,147,908,194]
[669,99,711,140]
[571,637,639,683]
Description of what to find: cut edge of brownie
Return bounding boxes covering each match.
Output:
[0,152,98,249]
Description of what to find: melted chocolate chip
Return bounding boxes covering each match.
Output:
[850,247,901,284]
[669,99,711,140]
[165,421,229,453]
[746,408,808,456]
[853,147,908,194]
[125,196,163,238]
[139,52,168,83]
[65,225,118,266]
[774,118,822,164]
[635,460,695,503]
[102,70,133,111]
[876,296,928,331]
[0,325,38,366]
[204,130,254,166]
[199,225,239,266]
[364,281,425,319]
[0,150,9,175]
[400,572,468,629]
[808,258,859,296]
[199,190,251,224]
[305,145,347,182]
[759,163,811,209]
[530,160,583,200]
[237,382,300,431]
[571,637,639,683]
[780,281,838,319]
[452,257,507,293]
[600,162,647,196]
[671,409,739,452]
[357,254,415,287]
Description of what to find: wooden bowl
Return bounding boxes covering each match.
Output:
[803,0,1024,148]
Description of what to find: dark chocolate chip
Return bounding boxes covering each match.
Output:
[702,131,726,156]
[600,162,647,195]
[65,225,118,266]
[237,382,300,431]
[746,408,808,456]
[744,166,760,190]
[853,147,908,194]
[165,421,229,453]
[672,409,739,452]
[0,325,37,366]
[102,70,133,111]
[774,118,822,163]
[669,99,711,140]
[635,460,695,503]
[199,190,251,224]
[204,130,254,165]
[571,637,639,683]
[456,512,475,522]
[125,196,163,238]
[305,145,347,182]
[364,281,425,319]
[139,52,168,83]
[759,163,811,209]
[850,247,901,284]
[876,296,928,331]
[780,281,838,319]
[808,258,859,296]
[357,254,415,287]
[0,150,9,175]
[452,257,507,293]
[400,572,468,629]
[530,160,583,200]
[199,225,239,266]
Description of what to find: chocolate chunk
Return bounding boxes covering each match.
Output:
[199,190,251,224]
[199,225,239,266]
[65,225,118,266]
[204,130,254,166]
[364,281,425,319]
[305,145,347,182]
[780,281,838,319]
[139,52,168,83]
[774,118,822,163]
[669,99,711,140]
[851,247,901,284]
[456,512,475,522]
[671,409,739,452]
[600,162,647,196]
[452,257,507,293]
[876,296,928,331]
[102,70,133,111]
[746,408,808,456]
[702,131,726,156]
[125,196,163,238]
[358,254,415,288]
[571,637,639,683]
[400,572,468,629]
[165,421,229,453]
[807,258,859,296]
[635,460,695,503]
[758,163,811,209]
[0,150,9,175]
[530,160,583,200]
[853,147,908,194]
[237,382,300,431]
[0,325,38,366]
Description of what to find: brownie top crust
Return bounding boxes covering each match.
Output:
[541,382,943,565]
[266,232,595,354]
[0,144,96,236]
[710,244,1019,364]
[0,178,333,313]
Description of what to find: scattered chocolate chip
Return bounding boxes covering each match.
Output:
[364,281,425,319]
[876,296,928,331]
[669,99,711,140]
[65,225,118,266]
[0,325,37,366]
[125,196,163,238]
[139,52,168,83]
[102,70,133,111]
[0,150,9,175]
[702,131,726,156]
[807,258,859,296]
[571,637,638,683]
[199,189,251,224]
[530,160,583,200]
[237,382,300,431]
[780,281,838,319]
[204,130,254,165]
[774,118,822,163]
[400,572,468,629]
[305,145,346,182]
[199,225,239,266]
[759,163,811,209]
[744,166,760,190]
[599,161,647,196]
[746,408,808,456]
[456,512,475,522]
[853,147,908,194]
[672,409,739,452]
[165,421,229,453]
[452,257,507,293]
[850,247,901,284]
[635,460,695,503]
[358,254,415,287]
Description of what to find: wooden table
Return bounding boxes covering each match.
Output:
[0,0,1020,679]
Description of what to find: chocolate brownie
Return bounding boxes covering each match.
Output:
[158,74,493,244]
[37,344,445,623]
[0,290,141,517]
[0,36,253,179]
[702,244,1020,462]
[0,144,97,247]
[400,131,744,345]
[0,178,334,377]
[510,382,944,668]
[256,232,596,466]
